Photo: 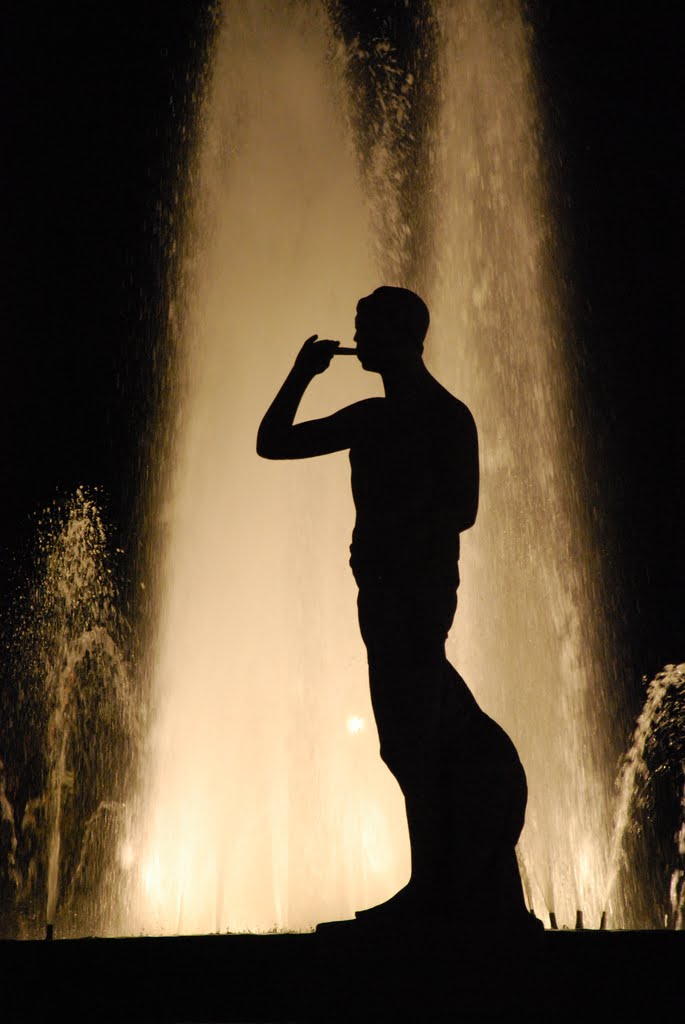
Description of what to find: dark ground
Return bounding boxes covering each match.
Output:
[1,929,683,1021]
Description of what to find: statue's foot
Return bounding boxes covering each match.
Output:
[315,887,423,937]
[315,916,359,936]
[355,883,413,920]
[355,882,445,927]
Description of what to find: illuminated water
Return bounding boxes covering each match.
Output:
[604,664,685,927]
[427,0,624,927]
[132,1,400,935]
[125,0,621,933]
[3,492,137,937]
[4,3,679,938]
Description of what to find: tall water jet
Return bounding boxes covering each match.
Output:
[428,0,623,926]
[134,2,407,935]
[135,0,627,934]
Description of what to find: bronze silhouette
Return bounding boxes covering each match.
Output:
[258,286,536,934]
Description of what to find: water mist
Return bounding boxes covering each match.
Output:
[428,0,623,927]
[7,492,136,938]
[133,0,624,934]
[134,2,404,935]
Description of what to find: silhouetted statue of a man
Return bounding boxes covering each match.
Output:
[258,286,534,933]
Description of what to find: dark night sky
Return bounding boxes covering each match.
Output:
[1,1,683,692]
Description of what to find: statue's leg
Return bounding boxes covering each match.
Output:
[354,579,536,932]
[355,581,461,917]
[440,687,531,925]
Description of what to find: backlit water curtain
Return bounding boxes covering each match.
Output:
[2,1,683,938]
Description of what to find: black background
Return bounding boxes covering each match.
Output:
[1,1,682,699]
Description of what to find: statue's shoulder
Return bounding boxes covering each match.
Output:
[429,383,476,435]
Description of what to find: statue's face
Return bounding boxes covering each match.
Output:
[353,300,393,373]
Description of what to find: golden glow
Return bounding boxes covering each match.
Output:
[117,841,136,871]
[133,1,408,936]
[132,0,621,935]
[431,0,618,925]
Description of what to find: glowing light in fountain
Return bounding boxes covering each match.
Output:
[427,0,623,927]
[132,0,650,935]
[133,1,405,935]
[0,7,680,941]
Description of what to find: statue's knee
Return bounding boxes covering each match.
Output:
[378,740,411,787]
[378,739,433,796]
[378,740,399,776]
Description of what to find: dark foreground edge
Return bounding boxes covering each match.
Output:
[1,928,682,1022]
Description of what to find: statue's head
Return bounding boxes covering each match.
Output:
[354,286,429,372]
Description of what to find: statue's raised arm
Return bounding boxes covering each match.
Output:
[256,334,373,460]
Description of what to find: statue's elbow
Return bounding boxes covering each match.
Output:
[256,430,273,459]
[257,440,275,459]
[256,430,286,460]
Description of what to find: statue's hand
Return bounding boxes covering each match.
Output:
[293,334,339,377]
